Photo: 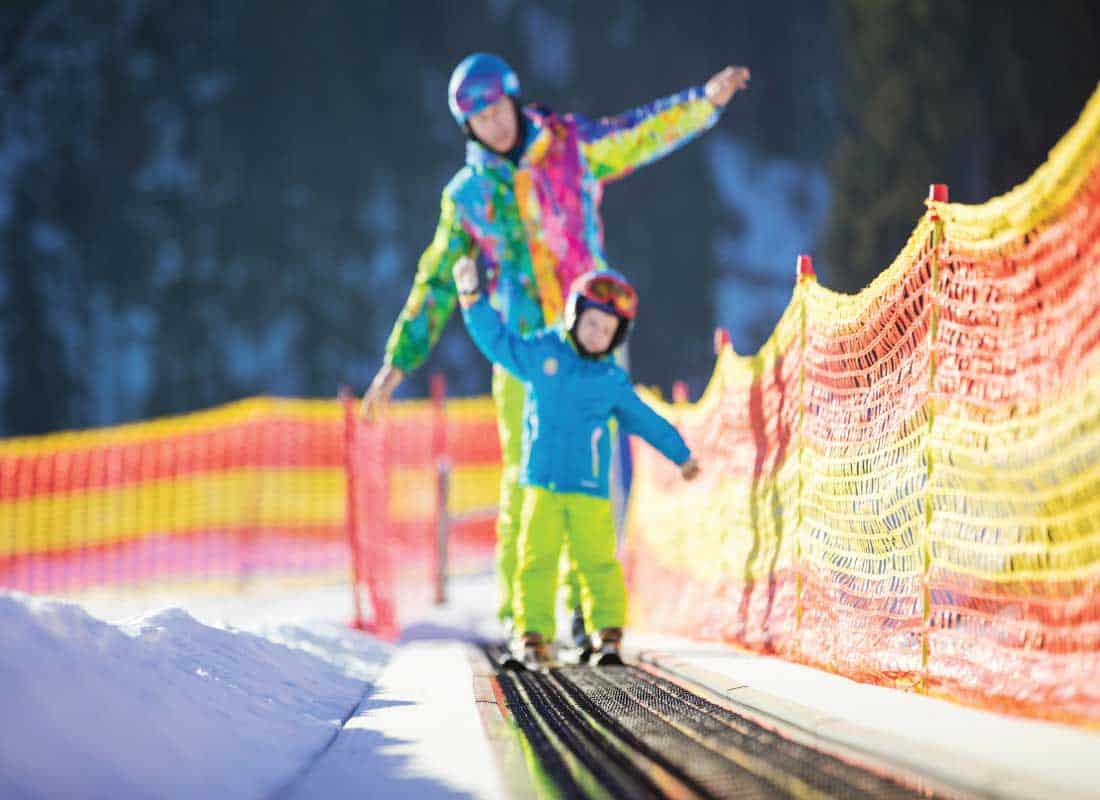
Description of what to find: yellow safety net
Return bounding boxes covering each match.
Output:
[625,83,1100,725]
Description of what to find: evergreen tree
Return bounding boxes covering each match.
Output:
[825,0,1100,292]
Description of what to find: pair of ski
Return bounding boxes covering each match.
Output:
[495,642,623,672]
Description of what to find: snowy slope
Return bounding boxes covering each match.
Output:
[0,591,390,800]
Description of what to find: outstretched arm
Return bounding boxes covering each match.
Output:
[363,194,470,420]
[612,375,693,467]
[578,65,749,183]
[456,258,541,382]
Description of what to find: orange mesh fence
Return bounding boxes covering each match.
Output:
[1,383,500,622]
[624,301,803,655]
[624,83,1100,725]
[344,381,500,639]
[0,397,348,594]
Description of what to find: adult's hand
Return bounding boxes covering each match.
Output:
[680,458,702,481]
[359,363,405,421]
[705,66,750,108]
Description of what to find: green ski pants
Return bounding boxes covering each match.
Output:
[492,366,582,622]
[513,486,626,640]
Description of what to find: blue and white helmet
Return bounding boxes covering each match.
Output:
[448,53,520,126]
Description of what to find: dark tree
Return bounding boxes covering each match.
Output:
[825,0,1100,292]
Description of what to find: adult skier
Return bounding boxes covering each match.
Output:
[360,52,748,642]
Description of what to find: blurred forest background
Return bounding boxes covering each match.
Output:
[1,0,1098,435]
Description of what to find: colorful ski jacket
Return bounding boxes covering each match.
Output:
[384,86,721,373]
[461,295,691,498]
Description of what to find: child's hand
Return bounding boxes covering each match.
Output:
[680,458,701,481]
[453,256,480,296]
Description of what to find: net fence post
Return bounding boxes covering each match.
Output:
[340,387,367,630]
[671,380,689,404]
[922,183,949,691]
[430,373,448,606]
[795,254,815,637]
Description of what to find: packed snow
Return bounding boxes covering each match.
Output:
[5,573,1100,799]
[0,572,509,799]
[0,590,390,799]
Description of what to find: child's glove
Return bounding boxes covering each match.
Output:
[453,256,480,296]
[680,458,701,481]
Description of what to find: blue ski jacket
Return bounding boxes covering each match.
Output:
[461,295,691,498]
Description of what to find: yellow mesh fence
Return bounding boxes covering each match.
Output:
[624,82,1100,725]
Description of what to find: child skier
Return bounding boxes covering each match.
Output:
[454,256,700,666]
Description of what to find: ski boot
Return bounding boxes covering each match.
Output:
[516,632,555,671]
[493,617,525,671]
[571,606,593,664]
[594,627,624,667]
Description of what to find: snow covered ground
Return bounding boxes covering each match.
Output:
[0,572,507,800]
[8,571,1098,799]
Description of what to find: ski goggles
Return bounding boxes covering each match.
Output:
[451,67,520,122]
[582,276,638,319]
[454,81,506,119]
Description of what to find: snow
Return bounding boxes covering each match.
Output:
[283,642,506,799]
[0,588,390,800]
[4,572,1099,799]
[0,572,509,799]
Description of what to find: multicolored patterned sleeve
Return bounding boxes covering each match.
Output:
[383,191,473,373]
[576,85,721,183]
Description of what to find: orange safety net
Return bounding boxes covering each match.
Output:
[0,398,349,594]
[624,83,1100,725]
[1,386,501,630]
[344,388,501,638]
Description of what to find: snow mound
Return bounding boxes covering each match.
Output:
[0,591,390,800]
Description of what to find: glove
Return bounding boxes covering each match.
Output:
[453,256,480,295]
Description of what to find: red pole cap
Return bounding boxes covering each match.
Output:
[714,327,731,355]
[796,254,815,279]
[672,380,689,404]
[928,184,949,203]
